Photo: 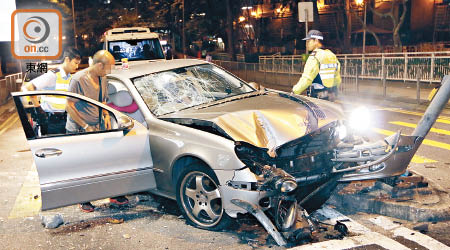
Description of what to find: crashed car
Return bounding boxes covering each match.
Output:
[13,60,447,246]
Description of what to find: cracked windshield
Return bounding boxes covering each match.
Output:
[133,64,254,116]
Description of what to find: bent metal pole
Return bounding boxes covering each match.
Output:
[413,75,450,138]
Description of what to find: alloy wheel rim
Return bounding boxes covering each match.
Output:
[180,171,223,227]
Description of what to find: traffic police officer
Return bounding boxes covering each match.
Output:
[21,48,81,135]
[293,30,341,102]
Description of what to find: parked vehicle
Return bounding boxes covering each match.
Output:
[13,60,449,246]
[103,27,165,61]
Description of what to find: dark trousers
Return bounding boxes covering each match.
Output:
[308,86,338,101]
[40,113,67,135]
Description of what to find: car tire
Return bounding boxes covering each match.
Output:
[176,162,231,231]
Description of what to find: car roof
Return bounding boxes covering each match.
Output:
[109,59,209,79]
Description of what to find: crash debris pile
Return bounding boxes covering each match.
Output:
[327,172,450,222]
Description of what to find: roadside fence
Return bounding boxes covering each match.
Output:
[0,72,23,105]
[259,51,450,83]
[213,57,447,104]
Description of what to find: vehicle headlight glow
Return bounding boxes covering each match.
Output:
[338,124,348,140]
[349,106,371,132]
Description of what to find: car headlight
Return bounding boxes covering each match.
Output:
[276,179,298,193]
[338,124,348,140]
[349,106,371,132]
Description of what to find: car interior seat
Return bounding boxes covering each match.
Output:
[107,82,147,127]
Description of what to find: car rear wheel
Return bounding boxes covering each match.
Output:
[176,163,231,230]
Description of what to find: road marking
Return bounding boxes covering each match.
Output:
[374,128,450,151]
[381,108,450,124]
[410,155,437,163]
[390,121,450,136]
[8,163,41,219]
[292,206,409,250]
[294,233,413,250]
[369,216,450,250]
[0,113,19,136]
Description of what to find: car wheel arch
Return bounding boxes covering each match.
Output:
[171,155,214,185]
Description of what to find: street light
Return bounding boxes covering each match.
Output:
[355,0,367,53]
[71,0,77,48]
[182,0,186,58]
[362,1,367,53]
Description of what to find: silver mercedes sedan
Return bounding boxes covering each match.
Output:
[13,59,425,245]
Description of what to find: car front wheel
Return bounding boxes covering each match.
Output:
[176,163,231,230]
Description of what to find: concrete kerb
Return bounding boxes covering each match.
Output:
[327,172,450,223]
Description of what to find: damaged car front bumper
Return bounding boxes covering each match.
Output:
[337,132,423,181]
[221,126,423,246]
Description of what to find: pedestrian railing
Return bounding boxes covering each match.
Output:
[0,72,23,105]
[259,51,450,83]
[213,59,444,104]
[213,60,301,93]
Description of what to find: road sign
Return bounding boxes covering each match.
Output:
[298,2,313,23]
[298,2,314,54]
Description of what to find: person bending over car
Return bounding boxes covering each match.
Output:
[21,48,81,135]
[65,50,129,212]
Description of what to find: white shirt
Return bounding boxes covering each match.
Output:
[31,66,70,91]
[30,66,71,113]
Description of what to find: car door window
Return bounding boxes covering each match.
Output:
[18,94,118,139]
[13,92,156,210]
[107,79,147,127]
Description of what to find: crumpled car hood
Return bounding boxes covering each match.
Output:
[160,91,344,150]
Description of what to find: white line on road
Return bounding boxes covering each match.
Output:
[369,216,450,250]
[293,232,408,250]
[291,206,410,250]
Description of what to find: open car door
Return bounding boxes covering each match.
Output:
[12,91,156,210]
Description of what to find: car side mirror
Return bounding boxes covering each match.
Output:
[118,116,134,135]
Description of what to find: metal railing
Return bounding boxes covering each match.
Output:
[213,60,301,93]
[213,60,441,104]
[0,72,23,105]
[259,51,450,83]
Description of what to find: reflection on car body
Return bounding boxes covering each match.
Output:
[13,60,450,246]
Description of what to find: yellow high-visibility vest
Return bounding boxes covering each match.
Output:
[293,48,341,94]
[40,70,71,112]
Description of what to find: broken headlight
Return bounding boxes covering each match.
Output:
[275,178,298,193]
[337,123,348,140]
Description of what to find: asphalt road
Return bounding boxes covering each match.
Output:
[1,97,450,249]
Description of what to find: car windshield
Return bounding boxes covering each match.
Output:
[108,38,165,61]
[133,64,255,116]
